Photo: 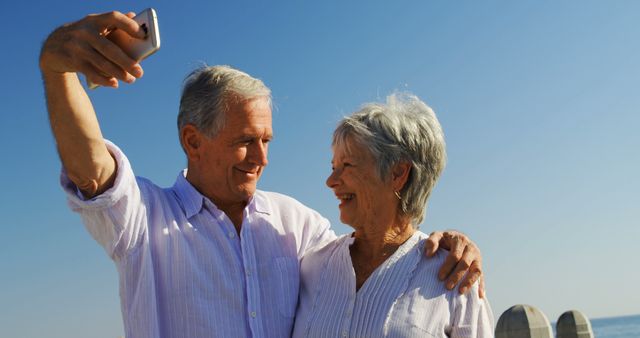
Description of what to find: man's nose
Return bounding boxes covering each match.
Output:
[248,141,268,166]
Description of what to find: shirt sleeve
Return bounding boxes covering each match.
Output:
[449,283,495,337]
[60,140,147,260]
[305,216,336,254]
[297,207,336,260]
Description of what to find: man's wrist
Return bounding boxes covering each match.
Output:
[41,70,80,89]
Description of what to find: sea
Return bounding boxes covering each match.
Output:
[591,315,640,338]
[551,314,640,337]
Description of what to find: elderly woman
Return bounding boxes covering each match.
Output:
[292,93,494,337]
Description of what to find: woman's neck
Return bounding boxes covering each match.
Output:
[352,223,414,259]
[350,219,415,290]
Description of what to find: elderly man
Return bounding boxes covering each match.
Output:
[40,11,484,338]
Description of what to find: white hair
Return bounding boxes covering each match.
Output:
[177,65,271,138]
[332,92,447,226]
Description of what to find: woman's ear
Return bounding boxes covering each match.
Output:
[180,124,202,162]
[391,161,411,192]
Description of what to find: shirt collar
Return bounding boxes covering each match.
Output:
[172,170,206,219]
[248,190,272,215]
[172,170,272,219]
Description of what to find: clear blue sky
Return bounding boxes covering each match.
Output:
[1,1,639,337]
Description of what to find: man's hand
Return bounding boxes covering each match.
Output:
[40,11,145,88]
[425,230,485,298]
[39,11,145,198]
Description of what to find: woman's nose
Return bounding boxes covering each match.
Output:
[326,168,339,188]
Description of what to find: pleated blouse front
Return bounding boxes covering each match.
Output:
[292,231,494,338]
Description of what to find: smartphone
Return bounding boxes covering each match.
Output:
[88,8,161,89]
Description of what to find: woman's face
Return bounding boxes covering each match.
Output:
[326,138,397,229]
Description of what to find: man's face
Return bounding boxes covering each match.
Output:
[193,97,272,206]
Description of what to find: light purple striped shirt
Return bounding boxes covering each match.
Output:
[61,141,336,338]
[293,231,494,338]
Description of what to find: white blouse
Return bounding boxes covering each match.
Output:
[293,231,494,338]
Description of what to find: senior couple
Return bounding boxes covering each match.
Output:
[40,10,493,338]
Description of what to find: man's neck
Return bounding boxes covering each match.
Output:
[217,202,246,234]
[185,169,248,233]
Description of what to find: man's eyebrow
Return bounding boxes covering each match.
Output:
[232,133,274,142]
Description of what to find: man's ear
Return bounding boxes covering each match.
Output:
[391,161,411,192]
[180,124,203,162]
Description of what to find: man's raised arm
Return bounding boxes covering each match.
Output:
[39,11,145,198]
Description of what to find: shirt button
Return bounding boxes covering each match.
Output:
[342,331,348,337]
[228,232,236,239]
[250,311,257,318]
[246,270,252,277]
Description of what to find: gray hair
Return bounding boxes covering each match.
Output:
[332,92,446,226]
[177,65,272,137]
